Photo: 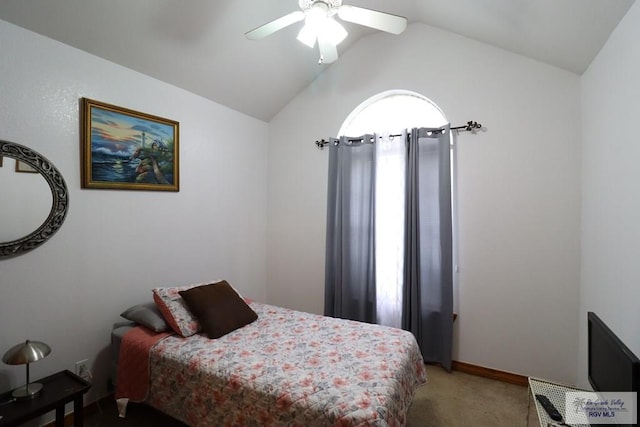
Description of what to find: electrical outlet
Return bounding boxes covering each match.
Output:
[75,359,91,381]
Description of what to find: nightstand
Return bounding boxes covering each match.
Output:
[0,370,91,427]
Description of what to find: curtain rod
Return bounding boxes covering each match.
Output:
[314,121,482,149]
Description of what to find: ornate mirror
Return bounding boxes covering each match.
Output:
[0,140,69,259]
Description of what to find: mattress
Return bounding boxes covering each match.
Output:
[115,302,427,426]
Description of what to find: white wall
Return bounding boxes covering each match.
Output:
[267,23,582,384]
[0,159,51,242]
[578,1,640,389]
[0,18,268,416]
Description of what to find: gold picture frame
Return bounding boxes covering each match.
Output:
[81,98,179,191]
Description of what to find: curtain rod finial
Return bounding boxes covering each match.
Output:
[316,139,333,149]
[465,121,482,131]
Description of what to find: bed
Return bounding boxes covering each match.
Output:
[112,281,427,427]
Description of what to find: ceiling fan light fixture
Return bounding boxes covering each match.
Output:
[246,0,405,64]
[297,25,317,48]
[324,18,348,45]
[297,15,347,49]
[306,2,330,27]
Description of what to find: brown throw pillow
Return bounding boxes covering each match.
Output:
[178,280,257,339]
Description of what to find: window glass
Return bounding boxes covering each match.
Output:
[339,90,447,136]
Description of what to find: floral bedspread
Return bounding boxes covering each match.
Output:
[146,302,427,427]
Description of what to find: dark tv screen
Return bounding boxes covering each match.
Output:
[588,311,640,393]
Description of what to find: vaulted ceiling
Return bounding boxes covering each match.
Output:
[0,0,634,121]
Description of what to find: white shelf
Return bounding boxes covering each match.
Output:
[528,377,590,427]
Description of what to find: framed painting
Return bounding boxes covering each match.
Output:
[16,160,38,173]
[81,98,179,191]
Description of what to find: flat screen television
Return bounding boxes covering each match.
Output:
[587,311,639,426]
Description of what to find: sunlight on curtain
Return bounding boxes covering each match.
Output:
[375,133,405,328]
[340,90,448,329]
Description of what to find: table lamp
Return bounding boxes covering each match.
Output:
[2,339,51,399]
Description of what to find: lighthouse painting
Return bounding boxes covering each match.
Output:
[81,98,179,191]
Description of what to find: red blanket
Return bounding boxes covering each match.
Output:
[115,326,171,401]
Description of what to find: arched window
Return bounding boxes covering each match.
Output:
[338,90,451,329]
[339,90,448,136]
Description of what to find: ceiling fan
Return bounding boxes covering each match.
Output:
[245,0,408,64]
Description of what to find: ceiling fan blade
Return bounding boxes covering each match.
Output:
[245,11,305,40]
[317,35,338,64]
[337,5,407,35]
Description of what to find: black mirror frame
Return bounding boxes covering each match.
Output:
[0,140,69,259]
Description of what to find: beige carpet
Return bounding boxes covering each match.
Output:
[407,364,537,427]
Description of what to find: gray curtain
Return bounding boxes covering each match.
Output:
[402,126,454,370]
[324,127,453,369]
[324,135,377,323]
